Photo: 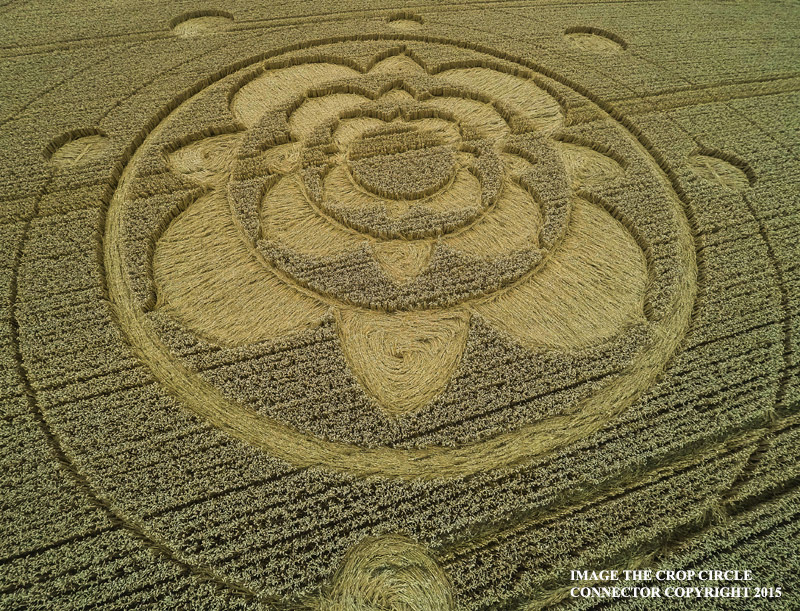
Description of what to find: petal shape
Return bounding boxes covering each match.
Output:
[368,53,427,77]
[167,132,244,187]
[473,197,647,349]
[437,67,564,133]
[334,116,459,150]
[444,179,541,258]
[232,63,359,128]
[336,308,470,416]
[261,174,367,256]
[153,189,328,346]
[289,92,370,142]
[556,141,625,189]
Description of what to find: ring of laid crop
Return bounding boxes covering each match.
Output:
[105,36,697,479]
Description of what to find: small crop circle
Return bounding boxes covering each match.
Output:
[387,11,424,30]
[564,26,627,52]
[170,10,233,37]
[323,535,454,611]
[46,130,109,167]
[689,149,753,190]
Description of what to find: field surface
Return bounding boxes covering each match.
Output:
[1,1,799,609]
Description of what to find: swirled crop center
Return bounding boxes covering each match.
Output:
[106,38,696,478]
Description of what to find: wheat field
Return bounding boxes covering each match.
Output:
[1,1,798,609]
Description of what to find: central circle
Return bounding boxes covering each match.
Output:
[311,111,503,244]
[346,126,458,200]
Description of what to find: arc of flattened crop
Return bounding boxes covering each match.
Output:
[230,49,432,131]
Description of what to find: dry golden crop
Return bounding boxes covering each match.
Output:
[1,3,798,610]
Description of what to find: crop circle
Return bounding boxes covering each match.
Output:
[46,129,110,166]
[105,37,696,479]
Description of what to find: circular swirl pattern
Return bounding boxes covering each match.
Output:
[322,535,454,611]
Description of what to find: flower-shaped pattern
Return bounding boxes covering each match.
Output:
[158,51,647,415]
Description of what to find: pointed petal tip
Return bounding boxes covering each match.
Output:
[336,307,470,416]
